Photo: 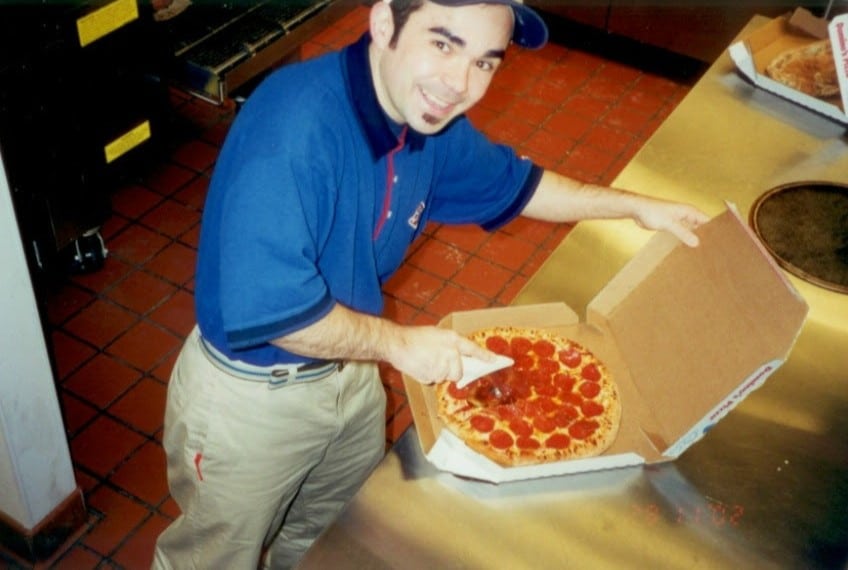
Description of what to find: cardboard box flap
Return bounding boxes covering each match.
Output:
[787,7,828,40]
[586,206,808,452]
[829,13,848,113]
[405,370,440,457]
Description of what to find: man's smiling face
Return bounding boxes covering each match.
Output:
[369,0,513,134]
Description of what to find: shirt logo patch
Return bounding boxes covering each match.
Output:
[408,201,426,230]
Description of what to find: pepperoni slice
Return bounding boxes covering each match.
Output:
[485,335,510,356]
[545,433,571,449]
[470,380,501,406]
[558,347,582,368]
[490,368,510,383]
[509,418,533,438]
[532,339,556,358]
[537,358,560,376]
[447,382,471,399]
[536,396,558,414]
[510,336,533,355]
[470,414,495,432]
[569,420,599,440]
[553,405,579,427]
[516,436,541,450]
[533,415,557,433]
[535,382,558,398]
[581,400,604,417]
[524,368,543,386]
[579,381,601,399]
[489,429,514,449]
[513,354,535,370]
[553,373,576,394]
[511,379,532,400]
[581,363,601,382]
[496,404,522,421]
[562,392,583,407]
[524,399,544,417]
[526,369,545,387]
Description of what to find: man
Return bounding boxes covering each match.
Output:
[153,0,708,568]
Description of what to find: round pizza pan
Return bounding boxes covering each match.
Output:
[749,181,848,294]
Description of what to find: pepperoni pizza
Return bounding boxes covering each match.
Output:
[435,326,621,467]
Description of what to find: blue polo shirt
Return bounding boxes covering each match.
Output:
[195,33,544,365]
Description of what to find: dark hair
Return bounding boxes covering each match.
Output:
[387,0,426,47]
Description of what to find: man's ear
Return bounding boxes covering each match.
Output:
[370,0,395,49]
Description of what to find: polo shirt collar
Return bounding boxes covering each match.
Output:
[344,32,424,158]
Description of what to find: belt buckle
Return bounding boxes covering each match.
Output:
[266,361,343,390]
[268,368,291,389]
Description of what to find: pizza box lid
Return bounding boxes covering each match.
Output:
[402,205,808,483]
[586,204,808,459]
[728,11,848,124]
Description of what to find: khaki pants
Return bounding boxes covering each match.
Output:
[152,328,386,569]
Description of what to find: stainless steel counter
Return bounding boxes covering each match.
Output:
[298,17,848,570]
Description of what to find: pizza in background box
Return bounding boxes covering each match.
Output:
[765,39,840,98]
[728,13,848,124]
[435,326,621,467]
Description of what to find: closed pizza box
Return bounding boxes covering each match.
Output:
[728,11,848,124]
[402,205,808,483]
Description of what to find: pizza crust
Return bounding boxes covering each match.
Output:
[765,39,840,98]
[435,326,622,467]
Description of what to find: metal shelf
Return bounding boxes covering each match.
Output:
[156,0,351,104]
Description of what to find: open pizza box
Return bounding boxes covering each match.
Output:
[402,205,808,483]
[728,10,848,124]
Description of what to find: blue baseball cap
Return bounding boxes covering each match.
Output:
[429,0,549,49]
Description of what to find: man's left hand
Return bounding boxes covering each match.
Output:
[632,199,710,247]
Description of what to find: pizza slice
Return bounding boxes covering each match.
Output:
[765,39,840,98]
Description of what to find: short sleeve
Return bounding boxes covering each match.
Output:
[213,80,343,348]
[428,117,541,230]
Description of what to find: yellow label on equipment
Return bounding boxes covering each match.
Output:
[104,120,151,164]
[76,0,139,47]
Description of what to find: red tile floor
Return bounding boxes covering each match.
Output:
[2,5,705,569]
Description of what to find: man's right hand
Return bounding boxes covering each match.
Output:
[385,325,495,384]
[273,304,494,384]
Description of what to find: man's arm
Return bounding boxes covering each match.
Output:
[273,170,708,384]
[271,304,493,384]
[521,170,709,246]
